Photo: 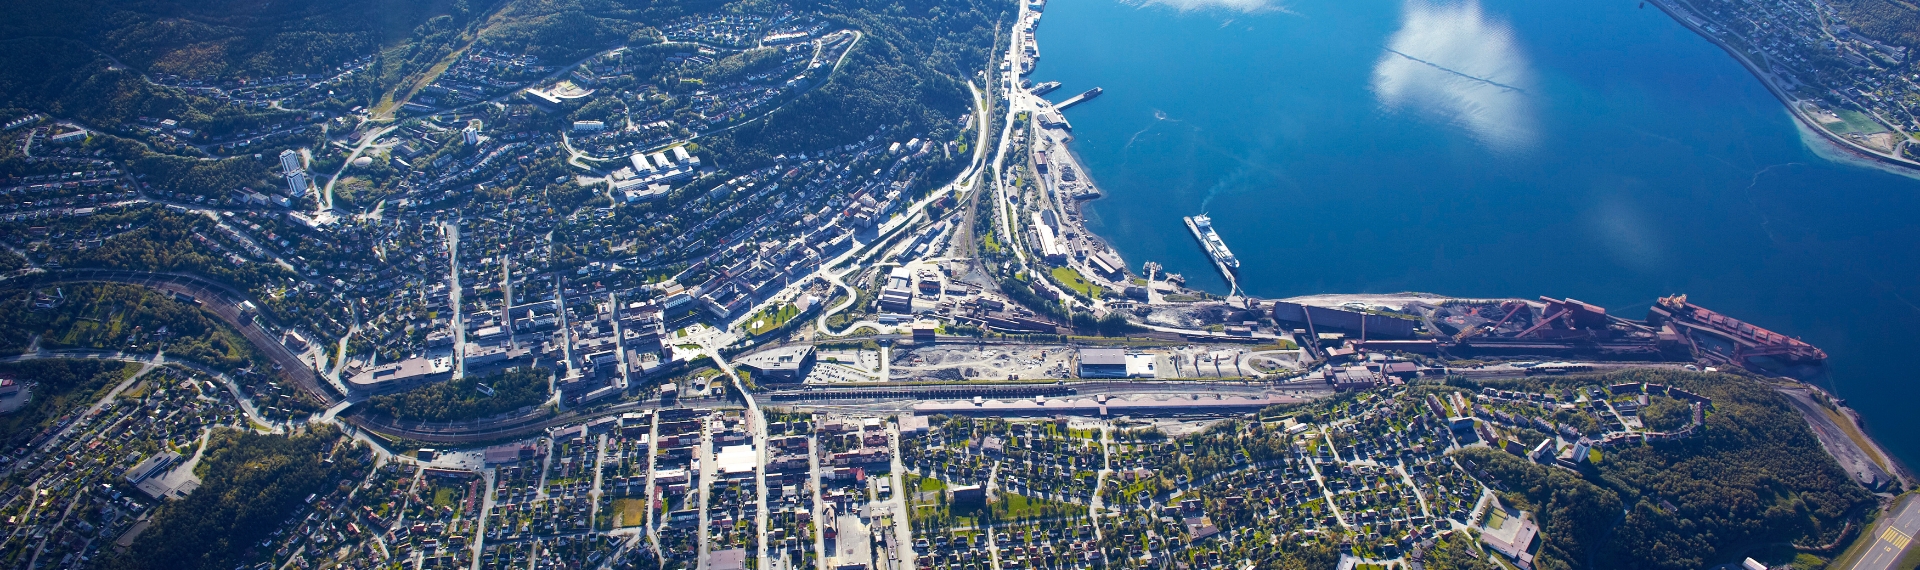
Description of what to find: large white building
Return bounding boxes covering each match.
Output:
[285,171,310,197]
[1031,212,1067,262]
[279,149,302,176]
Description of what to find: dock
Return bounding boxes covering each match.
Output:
[1055,87,1103,110]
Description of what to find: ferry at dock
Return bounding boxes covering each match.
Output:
[1184,215,1240,273]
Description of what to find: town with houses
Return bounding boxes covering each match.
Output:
[0,0,1914,569]
[1654,0,1920,166]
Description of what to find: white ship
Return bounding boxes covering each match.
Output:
[1183,214,1240,272]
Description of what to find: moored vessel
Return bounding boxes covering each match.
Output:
[1184,214,1240,272]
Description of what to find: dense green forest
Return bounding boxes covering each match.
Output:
[0,0,476,80]
[365,366,551,422]
[109,425,369,570]
[0,283,264,372]
[0,249,26,273]
[1455,369,1874,570]
[129,147,280,197]
[0,205,352,348]
[0,360,136,449]
[1242,539,1341,570]
[0,0,493,129]
[1590,370,1870,569]
[0,42,246,134]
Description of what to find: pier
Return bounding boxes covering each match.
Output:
[1055,87,1103,110]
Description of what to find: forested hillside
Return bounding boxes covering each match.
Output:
[0,0,489,131]
[1828,0,1920,51]
[0,360,135,449]
[0,0,476,80]
[108,425,369,570]
[702,0,1011,167]
[0,283,264,372]
[1454,369,1874,570]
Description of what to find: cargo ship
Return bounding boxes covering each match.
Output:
[1647,294,1827,368]
[1184,214,1239,273]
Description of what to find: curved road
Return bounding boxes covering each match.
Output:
[3,269,336,402]
[0,349,283,433]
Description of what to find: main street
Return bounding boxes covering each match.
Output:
[701,344,775,570]
[445,219,466,380]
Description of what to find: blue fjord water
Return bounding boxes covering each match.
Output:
[1030,0,1920,467]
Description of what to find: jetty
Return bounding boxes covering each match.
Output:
[1055,87,1103,110]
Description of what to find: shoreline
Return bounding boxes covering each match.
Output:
[1645,0,1920,489]
[1015,7,1914,490]
[1646,0,1920,172]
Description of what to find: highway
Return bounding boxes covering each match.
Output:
[1852,495,1920,570]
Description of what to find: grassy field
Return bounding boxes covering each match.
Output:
[1897,536,1920,570]
[919,477,946,492]
[1050,267,1103,299]
[747,303,800,336]
[1486,507,1509,529]
[991,492,1079,521]
[1249,340,1299,351]
[614,498,649,528]
[1823,109,1890,135]
[907,477,1077,529]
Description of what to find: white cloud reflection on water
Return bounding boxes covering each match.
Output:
[1371,0,1536,151]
